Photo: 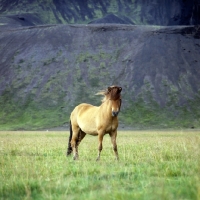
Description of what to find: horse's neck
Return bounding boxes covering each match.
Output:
[99,100,112,119]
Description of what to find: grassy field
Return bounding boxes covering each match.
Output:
[0,130,200,200]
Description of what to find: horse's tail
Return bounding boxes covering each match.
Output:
[66,120,73,156]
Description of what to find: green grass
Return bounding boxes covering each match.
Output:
[0,130,200,199]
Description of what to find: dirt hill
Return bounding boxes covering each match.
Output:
[0,0,199,26]
[0,23,200,130]
[0,0,200,130]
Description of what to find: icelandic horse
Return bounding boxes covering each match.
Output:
[66,85,122,161]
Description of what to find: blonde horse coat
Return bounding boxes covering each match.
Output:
[67,86,122,160]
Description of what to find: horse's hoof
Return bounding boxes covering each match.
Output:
[66,152,71,157]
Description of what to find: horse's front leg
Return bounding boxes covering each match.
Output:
[110,131,119,160]
[96,133,104,161]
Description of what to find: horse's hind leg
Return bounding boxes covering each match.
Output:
[71,125,80,160]
[77,130,86,147]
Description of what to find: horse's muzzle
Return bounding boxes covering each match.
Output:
[112,111,119,117]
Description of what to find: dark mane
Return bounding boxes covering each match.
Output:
[97,85,122,102]
[107,86,121,100]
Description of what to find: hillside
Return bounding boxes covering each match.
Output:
[0,0,199,26]
[0,24,200,130]
[0,0,200,130]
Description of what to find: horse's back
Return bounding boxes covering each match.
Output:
[71,103,98,116]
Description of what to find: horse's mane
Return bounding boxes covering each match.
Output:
[96,86,121,102]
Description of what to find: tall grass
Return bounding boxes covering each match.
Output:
[0,130,200,200]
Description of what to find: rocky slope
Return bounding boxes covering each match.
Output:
[0,0,200,130]
[0,0,199,26]
[0,24,200,130]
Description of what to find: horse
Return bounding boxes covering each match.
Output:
[66,85,122,161]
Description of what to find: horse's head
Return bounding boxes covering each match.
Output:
[107,86,122,117]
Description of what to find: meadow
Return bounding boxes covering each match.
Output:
[0,130,200,200]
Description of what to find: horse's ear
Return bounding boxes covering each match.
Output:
[118,87,122,92]
[107,87,112,92]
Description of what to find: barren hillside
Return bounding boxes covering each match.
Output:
[0,24,200,130]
